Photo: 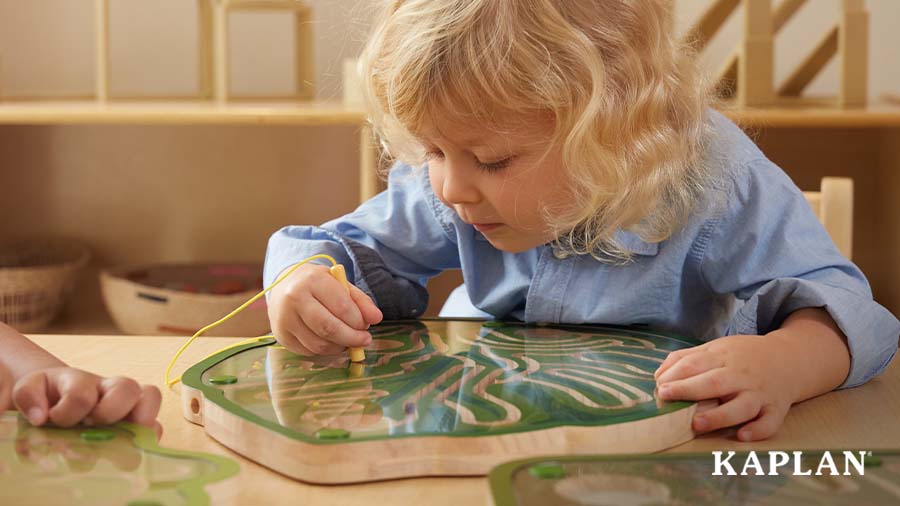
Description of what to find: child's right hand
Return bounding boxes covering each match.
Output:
[268,263,383,356]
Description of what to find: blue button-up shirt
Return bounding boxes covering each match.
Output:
[265,110,899,389]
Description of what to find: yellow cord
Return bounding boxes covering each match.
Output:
[164,254,338,387]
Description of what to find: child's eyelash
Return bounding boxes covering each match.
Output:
[477,157,514,172]
[424,150,515,173]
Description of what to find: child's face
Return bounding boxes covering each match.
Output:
[420,114,572,252]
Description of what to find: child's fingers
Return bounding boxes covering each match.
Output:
[47,373,100,427]
[310,274,368,331]
[296,315,353,355]
[11,372,51,426]
[270,305,321,355]
[0,386,9,412]
[348,285,383,326]
[657,368,736,402]
[272,320,316,356]
[275,314,345,356]
[654,347,702,379]
[89,377,143,425]
[655,349,723,384]
[126,385,162,428]
[737,402,789,442]
[275,333,317,356]
[270,303,305,352]
[691,391,761,434]
[299,295,371,348]
[0,366,12,412]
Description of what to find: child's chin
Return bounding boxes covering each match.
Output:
[486,235,546,253]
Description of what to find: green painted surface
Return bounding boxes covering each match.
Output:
[528,463,566,480]
[81,428,117,442]
[489,452,900,506]
[315,428,351,440]
[183,320,699,445]
[0,411,239,506]
[208,375,238,385]
[865,455,883,468]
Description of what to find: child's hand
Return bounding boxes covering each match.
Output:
[654,334,795,442]
[0,362,12,412]
[268,263,383,356]
[12,367,162,437]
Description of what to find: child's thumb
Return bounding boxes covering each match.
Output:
[348,285,383,325]
[12,372,50,426]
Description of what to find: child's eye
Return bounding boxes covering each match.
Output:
[425,150,444,162]
[477,156,515,173]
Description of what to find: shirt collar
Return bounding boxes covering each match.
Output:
[549,230,660,259]
[614,230,660,256]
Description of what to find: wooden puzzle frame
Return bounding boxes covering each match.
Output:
[180,322,710,484]
[687,0,869,107]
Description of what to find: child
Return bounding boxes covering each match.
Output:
[0,322,161,436]
[264,0,899,441]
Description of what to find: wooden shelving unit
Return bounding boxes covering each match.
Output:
[0,100,379,337]
[5,1,896,338]
[722,102,900,128]
[4,103,900,335]
[2,100,900,127]
[0,100,365,125]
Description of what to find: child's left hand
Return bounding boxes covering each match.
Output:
[654,334,796,442]
[0,362,12,413]
[11,367,162,438]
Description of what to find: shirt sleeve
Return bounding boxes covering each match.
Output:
[263,163,461,319]
[697,158,899,388]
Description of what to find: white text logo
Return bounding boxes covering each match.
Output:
[711,451,869,476]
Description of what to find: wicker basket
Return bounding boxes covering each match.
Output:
[100,263,270,337]
[0,239,90,332]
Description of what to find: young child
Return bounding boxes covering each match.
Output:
[264,0,899,441]
[0,322,161,436]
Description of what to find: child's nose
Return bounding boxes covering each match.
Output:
[441,163,481,205]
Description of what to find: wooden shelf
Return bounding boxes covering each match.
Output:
[1,100,899,127]
[723,102,900,128]
[0,100,366,125]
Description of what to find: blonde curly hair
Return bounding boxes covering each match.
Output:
[359,0,713,261]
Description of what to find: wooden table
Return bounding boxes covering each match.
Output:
[27,333,900,505]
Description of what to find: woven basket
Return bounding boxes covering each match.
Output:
[100,263,270,337]
[0,239,90,332]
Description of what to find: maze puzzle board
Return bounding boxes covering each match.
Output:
[488,452,900,506]
[181,320,704,483]
[0,411,238,506]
